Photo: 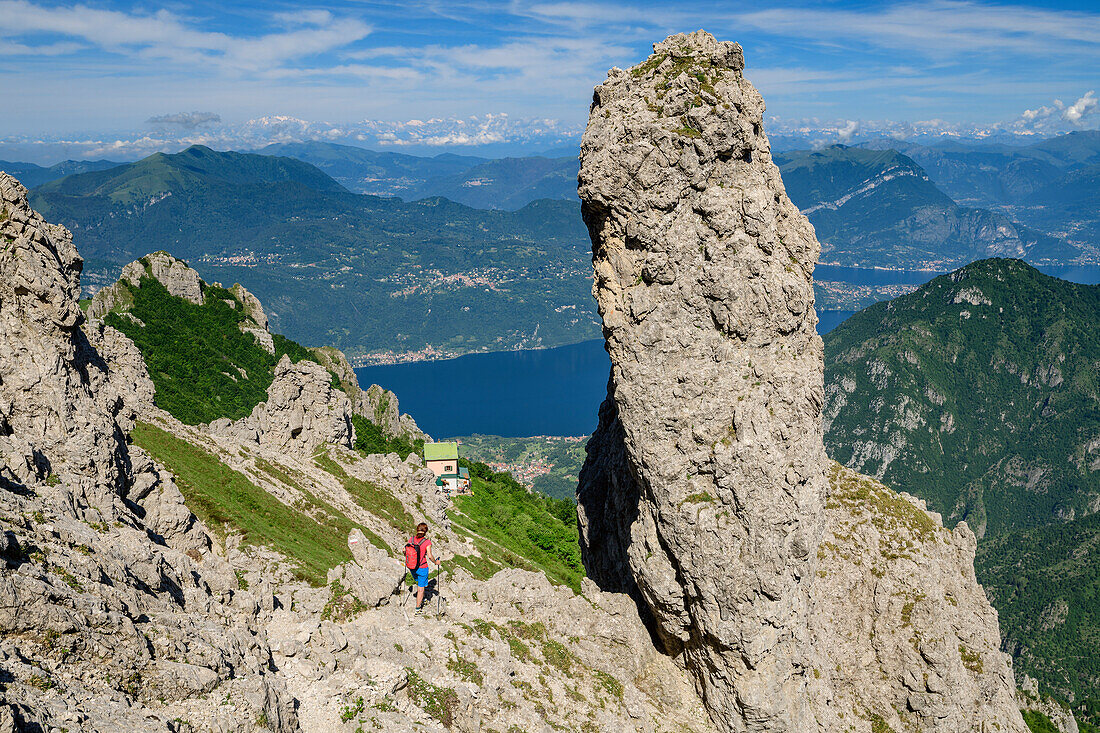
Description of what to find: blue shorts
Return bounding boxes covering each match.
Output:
[413,567,430,587]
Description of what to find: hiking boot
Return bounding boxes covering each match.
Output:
[414,606,423,616]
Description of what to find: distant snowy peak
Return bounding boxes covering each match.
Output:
[1,115,583,164]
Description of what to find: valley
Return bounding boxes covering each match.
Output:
[15,129,1098,366]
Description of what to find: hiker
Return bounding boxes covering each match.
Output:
[404,522,441,615]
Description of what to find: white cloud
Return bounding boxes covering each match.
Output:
[0,0,371,73]
[836,120,860,143]
[0,40,84,55]
[1009,90,1099,133]
[732,0,1100,57]
[0,114,581,163]
[1063,91,1097,124]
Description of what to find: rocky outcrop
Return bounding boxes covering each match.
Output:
[312,346,425,441]
[127,250,203,304]
[576,31,1025,732]
[1018,675,1080,733]
[84,319,156,418]
[87,251,203,321]
[208,355,354,453]
[88,252,276,354]
[0,174,297,730]
[232,282,275,354]
[1,173,131,515]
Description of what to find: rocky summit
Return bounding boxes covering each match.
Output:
[577,31,1025,732]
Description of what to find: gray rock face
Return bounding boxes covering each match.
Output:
[0,173,131,516]
[231,283,275,353]
[312,346,425,441]
[129,250,204,304]
[84,319,156,421]
[576,31,1025,732]
[577,31,827,728]
[209,355,354,453]
[89,252,277,355]
[0,175,298,731]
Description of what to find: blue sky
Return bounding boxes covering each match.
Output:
[1,0,1098,160]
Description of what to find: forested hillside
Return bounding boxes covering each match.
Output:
[31,146,597,360]
[823,258,1100,700]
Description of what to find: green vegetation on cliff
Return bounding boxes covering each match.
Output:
[451,434,586,501]
[823,258,1100,700]
[449,459,582,592]
[977,509,1100,700]
[825,258,1100,537]
[350,414,423,460]
[104,271,321,424]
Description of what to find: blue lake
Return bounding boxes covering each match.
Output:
[357,312,861,437]
[357,263,1100,438]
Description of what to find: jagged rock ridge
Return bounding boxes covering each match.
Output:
[2,173,717,731]
[88,250,424,442]
[576,31,1025,732]
[0,173,298,730]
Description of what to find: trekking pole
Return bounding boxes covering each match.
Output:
[400,567,414,609]
[435,557,444,619]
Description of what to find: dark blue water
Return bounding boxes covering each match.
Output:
[816,265,945,285]
[357,264,1100,438]
[817,263,1100,286]
[356,310,857,438]
[356,340,610,438]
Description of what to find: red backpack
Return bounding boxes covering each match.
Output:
[404,537,426,571]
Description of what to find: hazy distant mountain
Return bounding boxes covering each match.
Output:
[0,158,120,188]
[861,131,1100,207]
[257,141,486,197]
[407,156,578,210]
[34,144,344,209]
[262,141,578,210]
[775,146,1078,268]
[28,146,596,359]
[859,131,1100,258]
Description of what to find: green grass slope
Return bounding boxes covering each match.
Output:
[132,422,354,585]
[448,459,582,592]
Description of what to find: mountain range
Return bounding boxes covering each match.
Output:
[260,141,578,210]
[774,147,1077,268]
[860,131,1100,259]
[823,258,1100,702]
[0,157,119,188]
[9,133,1096,361]
[29,145,597,361]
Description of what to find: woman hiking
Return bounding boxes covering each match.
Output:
[404,522,441,615]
